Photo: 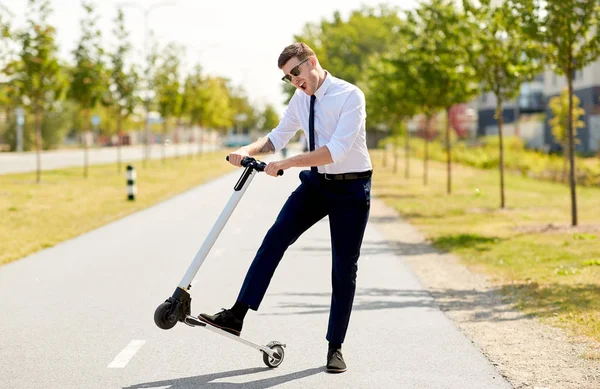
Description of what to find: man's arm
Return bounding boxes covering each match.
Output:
[286,146,333,167]
[227,136,275,167]
[324,89,366,164]
[263,146,334,177]
[243,136,276,156]
[230,92,301,168]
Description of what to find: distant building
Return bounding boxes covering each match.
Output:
[543,60,600,153]
[472,59,600,153]
[473,74,546,149]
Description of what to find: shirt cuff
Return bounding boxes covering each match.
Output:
[325,142,344,163]
[267,133,283,152]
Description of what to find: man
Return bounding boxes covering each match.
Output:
[198,42,372,373]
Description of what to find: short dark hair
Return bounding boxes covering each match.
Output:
[278,42,316,69]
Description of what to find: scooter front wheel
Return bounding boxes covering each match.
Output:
[263,344,285,368]
[154,301,178,330]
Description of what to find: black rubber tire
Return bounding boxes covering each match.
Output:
[262,344,285,368]
[154,301,178,330]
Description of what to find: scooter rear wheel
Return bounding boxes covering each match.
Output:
[263,344,285,368]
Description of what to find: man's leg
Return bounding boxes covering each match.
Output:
[325,177,371,354]
[199,171,326,334]
[237,170,327,310]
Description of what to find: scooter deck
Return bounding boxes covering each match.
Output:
[183,315,208,327]
[183,315,284,359]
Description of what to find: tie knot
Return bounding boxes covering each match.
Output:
[310,95,316,103]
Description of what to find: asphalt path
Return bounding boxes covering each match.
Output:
[0,153,511,388]
[0,142,218,175]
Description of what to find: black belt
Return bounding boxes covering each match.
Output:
[320,170,372,181]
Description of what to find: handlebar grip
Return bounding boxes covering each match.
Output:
[226,155,284,176]
[226,155,253,167]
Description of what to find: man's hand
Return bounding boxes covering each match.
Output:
[228,148,250,167]
[265,159,292,177]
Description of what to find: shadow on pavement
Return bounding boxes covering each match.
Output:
[123,366,323,389]
[294,239,439,256]
[263,287,534,323]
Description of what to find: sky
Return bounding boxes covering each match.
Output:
[2,0,418,115]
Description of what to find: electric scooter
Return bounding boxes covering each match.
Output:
[153,156,286,368]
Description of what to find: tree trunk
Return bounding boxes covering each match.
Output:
[34,106,42,184]
[567,75,577,226]
[446,107,452,194]
[393,127,399,174]
[175,118,180,159]
[162,119,167,164]
[189,122,195,159]
[423,115,430,186]
[514,92,520,137]
[83,109,89,179]
[497,99,506,209]
[562,143,568,183]
[198,127,203,158]
[405,121,410,179]
[188,124,193,159]
[117,113,122,173]
[144,111,150,168]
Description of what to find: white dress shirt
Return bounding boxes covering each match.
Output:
[267,71,373,174]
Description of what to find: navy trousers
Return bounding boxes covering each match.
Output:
[237,169,371,344]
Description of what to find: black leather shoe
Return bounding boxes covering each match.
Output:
[198,309,243,336]
[326,348,347,373]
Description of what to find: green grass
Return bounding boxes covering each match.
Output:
[0,151,236,265]
[371,149,600,345]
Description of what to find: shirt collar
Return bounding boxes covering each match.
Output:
[313,70,332,101]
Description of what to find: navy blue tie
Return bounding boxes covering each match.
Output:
[309,95,317,173]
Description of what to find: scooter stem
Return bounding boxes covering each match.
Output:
[177,167,259,289]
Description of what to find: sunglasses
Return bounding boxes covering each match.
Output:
[281,57,310,84]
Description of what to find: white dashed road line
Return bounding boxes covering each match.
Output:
[107,340,146,368]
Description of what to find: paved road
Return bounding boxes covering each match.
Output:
[0,142,219,175]
[0,156,511,389]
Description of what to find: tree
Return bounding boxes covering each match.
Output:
[154,42,182,163]
[0,11,18,145]
[464,0,542,208]
[228,86,258,133]
[68,1,106,178]
[548,88,585,182]
[391,33,437,185]
[518,0,600,225]
[182,64,207,156]
[13,0,64,182]
[141,36,159,166]
[109,8,138,172]
[181,67,236,156]
[363,51,417,176]
[292,5,403,104]
[410,0,478,193]
[258,104,280,133]
[392,0,477,187]
[201,77,233,131]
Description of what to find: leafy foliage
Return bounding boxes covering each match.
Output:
[549,88,585,149]
[68,1,106,117]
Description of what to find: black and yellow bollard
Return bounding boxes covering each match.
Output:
[126,165,137,201]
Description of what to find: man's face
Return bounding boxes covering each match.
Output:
[281,56,315,95]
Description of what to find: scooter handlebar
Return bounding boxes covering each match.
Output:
[226,156,284,176]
